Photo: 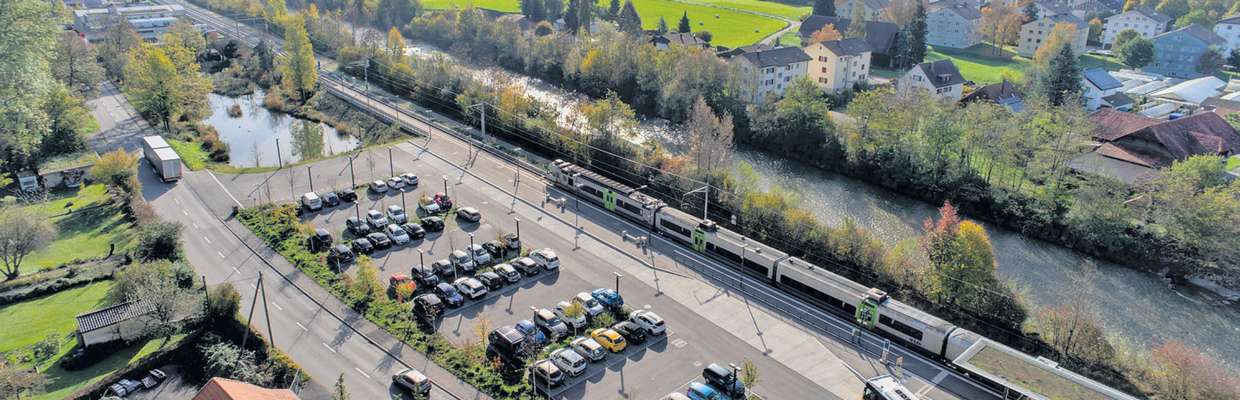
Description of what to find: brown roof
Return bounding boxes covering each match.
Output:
[1141,112,1240,159]
[192,378,299,400]
[1090,111,1240,168]
[1088,108,1158,141]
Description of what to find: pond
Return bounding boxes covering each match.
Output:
[205,89,360,168]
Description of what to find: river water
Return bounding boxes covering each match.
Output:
[205,90,359,168]
[396,41,1240,367]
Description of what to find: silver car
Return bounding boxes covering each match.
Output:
[387,205,408,224]
[549,347,588,377]
[368,180,388,193]
[572,292,605,318]
[386,224,410,245]
[450,249,475,272]
[469,243,493,265]
[570,336,605,362]
[453,277,488,300]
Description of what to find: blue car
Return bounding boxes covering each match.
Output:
[686,382,723,400]
[434,283,464,307]
[514,319,548,346]
[591,288,624,310]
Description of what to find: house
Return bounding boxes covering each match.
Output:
[1148,76,1226,106]
[75,301,156,347]
[897,59,966,100]
[1144,24,1225,79]
[732,47,812,103]
[960,80,1025,111]
[717,43,772,59]
[649,32,711,50]
[1101,7,1171,49]
[192,377,299,400]
[1070,108,1240,183]
[1102,92,1136,111]
[836,0,890,21]
[798,16,900,67]
[1212,15,1240,54]
[1017,14,1089,58]
[805,38,872,92]
[1031,0,1073,18]
[1082,67,1123,110]
[1202,96,1240,115]
[73,4,185,42]
[37,150,97,190]
[926,0,983,49]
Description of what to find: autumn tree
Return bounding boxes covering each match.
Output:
[920,203,1025,327]
[51,31,105,96]
[1087,17,1102,44]
[280,16,318,101]
[846,4,867,38]
[123,42,211,131]
[808,24,843,44]
[687,97,734,175]
[1149,341,1240,400]
[1112,28,1140,48]
[386,27,405,57]
[1116,36,1154,68]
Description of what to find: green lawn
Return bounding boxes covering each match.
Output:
[926,44,1028,85]
[1226,156,1240,172]
[22,184,135,272]
[677,0,810,19]
[777,30,801,47]
[0,281,115,353]
[167,138,208,171]
[422,0,521,12]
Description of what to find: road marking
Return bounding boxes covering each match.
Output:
[271,301,284,311]
[217,251,226,259]
[206,170,244,208]
[232,267,240,273]
[193,223,200,230]
[174,197,180,205]
[203,236,211,244]
[353,367,371,379]
[182,210,189,216]
[322,342,337,353]
[295,322,308,332]
[672,338,688,348]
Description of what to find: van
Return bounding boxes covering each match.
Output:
[300,192,322,211]
[487,326,529,365]
[702,363,745,398]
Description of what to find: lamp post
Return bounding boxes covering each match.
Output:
[514,217,521,254]
[442,175,448,196]
[730,362,739,393]
[613,272,623,293]
[417,249,425,270]
[468,233,477,271]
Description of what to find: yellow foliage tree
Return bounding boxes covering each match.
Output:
[808,24,843,44]
[279,16,318,101]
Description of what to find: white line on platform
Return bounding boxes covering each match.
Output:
[296,322,308,332]
[322,342,337,353]
[271,302,284,311]
[203,236,211,244]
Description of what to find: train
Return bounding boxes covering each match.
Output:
[549,159,1137,400]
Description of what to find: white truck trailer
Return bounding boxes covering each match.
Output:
[141,136,182,182]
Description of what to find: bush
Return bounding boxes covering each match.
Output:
[227,104,243,118]
[197,124,231,162]
[133,221,183,261]
[206,283,242,323]
[92,149,139,194]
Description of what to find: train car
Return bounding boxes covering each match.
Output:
[549,160,664,227]
[653,206,789,279]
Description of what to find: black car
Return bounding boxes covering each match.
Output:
[367,232,393,249]
[412,264,440,286]
[352,238,374,254]
[401,222,426,240]
[476,271,505,291]
[434,282,465,307]
[338,189,358,202]
[322,191,341,207]
[486,326,531,366]
[420,216,444,232]
[309,228,333,252]
[346,216,371,236]
[413,293,444,321]
[328,244,355,267]
[611,321,647,345]
[431,259,455,277]
[482,240,505,259]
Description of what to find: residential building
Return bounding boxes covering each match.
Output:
[1148,76,1226,106]
[649,32,711,50]
[1212,15,1240,54]
[926,0,983,49]
[192,377,299,400]
[805,38,872,92]
[897,59,966,100]
[732,47,811,103]
[73,4,185,42]
[75,301,155,347]
[1031,0,1073,18]
[1070,108,1240,183]
[1101,93,1136,111]
[1144,24,1225,78]
[1081,68,1123,110]
[717,44,773,59]
[1101,7,1171,49]
[798,16,900,66]
[960,80,1025,111]
[1016,14,1089,58]
[835,0,890,22]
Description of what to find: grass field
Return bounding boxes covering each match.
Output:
[422,0,521,12]
[0,281,115,353]
[927,44,1131,85]
[35,334,186,400]
[678,0,810,19]
[167,138,208,171]
[22,184,135,272]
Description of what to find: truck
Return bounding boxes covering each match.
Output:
[141,136,182,182]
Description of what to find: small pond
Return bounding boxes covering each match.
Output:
[205,89,360,168]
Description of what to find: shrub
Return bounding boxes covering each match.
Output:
[92,149,139,194]
[227,103,243,117]
[133,221,183,261]
[206,283,242,323]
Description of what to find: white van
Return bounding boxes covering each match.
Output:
[300,192,322,211]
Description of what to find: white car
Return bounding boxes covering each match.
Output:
[469,244,493,265]
[572,292,605,318]
[386,224,410,245]
[418,200,441,215]
[554,301,588,330]
[570,336,606,362]
[549,347,588,377]
[454,277,488,300]
[387,205,408,224]
[629,310,666,335]
[369,180,388,193]
[366,209,389,229]
[401,173,419,186]
[387,176,406,190]
[530,248,560,271]
[450,249,476,272]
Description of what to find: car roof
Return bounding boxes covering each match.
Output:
[552,347,582,360]
[399,368,428,382]
[689,382,718,394]
[451,249,467,256]
[435,282,453,290]
[388,205,402,210]
[705,363,731,376]
[536,309,556,319]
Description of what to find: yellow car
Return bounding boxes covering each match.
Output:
[590,328,627,353]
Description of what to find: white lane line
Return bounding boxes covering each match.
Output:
[232,267,240,273]
[322,342,337,353]
[217,251,226,259]
[174,197,181,205]
[181,209,189,216]
[203,236,211,244]
[206,170,243,208]
[353,367,371,379]
[271,301,284,311]
[193,223,200,230]
[295,322,308,332]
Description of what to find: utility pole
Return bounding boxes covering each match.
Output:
[260,272,274,349]
[388,147,394,177]
[613,272,623,293]
[307,166,314,193]
[239,274,262,356]
[684,185,710,221]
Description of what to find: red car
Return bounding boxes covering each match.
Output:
[433,192,453,209]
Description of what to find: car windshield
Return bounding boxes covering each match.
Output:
[579,296,599,307]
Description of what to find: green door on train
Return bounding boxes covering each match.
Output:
[603,189,617,211]
[855,298,880,329]
[692,229,706,252]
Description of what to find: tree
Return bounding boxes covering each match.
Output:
[51,31,104,96]
[280,16,317,101]
[1112,28,1140,48]
[544,0,564,22]
[1197,48,1225,75]
[377,0,421,30]
[1029,303,1114,366]
[163,20,207,57]
[333,373,349,400]
[1230,48,1240,68]
[1116,36,1154,68]
[1155,0,1189,20]
[134,221,183,261]
[564,0,581,32]
[1087,17,1103,44]
[808,24,843,44]
[846,4,867,38]
[123,44,210,131]
[1149,341,1240,400]
[0,207,55,280]
[0,362,48,399]
[200,340,270,385]
[919,203,1024,326]
[608,0,621,20]
[907,2,927,64]
[813,0,836,16]
[1038,43,1082,106]
[575,0,594,33]
[40,85,92,158]
[678,11,691,33]
[206,283,242,323]
[0,0,58,165]
[524,0,547,22]
[1123,0,1139,11]
[617,0,642,33]
[30,335,61,370]
[118,260,198,339]
[1175,9,1215,29]
[1033,22,1077,65]
[657,16,669,33]
[1022,1,1038,21]
[349,256,383,311]
[687,97,734,174]
[740,359,760,389]
[98,17,141,79]
[386,27,404,57]
[93,148,139,194]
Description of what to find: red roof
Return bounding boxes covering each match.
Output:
[192,378,299,400]
[1089,111,1240,168]
[1088,108,1158,141]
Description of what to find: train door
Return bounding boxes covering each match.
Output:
[603,189,617,211]
[692,228,706,252]
[856,298,880,329]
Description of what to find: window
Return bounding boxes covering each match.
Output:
[659,218,692,237]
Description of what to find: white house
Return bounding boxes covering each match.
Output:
[1081,68,1123,110]
[1017,14,1089,58]
[1213,15,1240,54]
[836,0,890,21]
[732,47,812,103]
[1102,7,1171,49]
[926,0,983,49]
[75,301,156,347]
[805,38,872,92]
[897,59,966,100]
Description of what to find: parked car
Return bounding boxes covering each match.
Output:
[456,206,482,222]
[366,209,389,229]
[431,259,455,277]
[549,348,588,377]
[328,244,355,267]
[420,216,444,232]
[534,308,569,341]
[389,273,413,288]
[453,277,488,300]
[487,326,529,365]
[512,257,540,276]
[338,189,358,202]
[352,238,374,254]
[662,393,692,400]
[476,271,505,291]
[367,232,393,249]
[589,328,626,353]
[482,240,505,258]
[434,282,464,307]
[322,191,341,207]
[570,336,606,362]
[418,199,441,215]
[433,192,453,209]
[309,228,332,252]
[387,205,408,224]
[495,263,521,283]
[572,292,605,319]
[502,232,520,250]
[392,368,432,396]
[385,224,410,245]
[630,310,666,336]
[400,222,426,240]
[514,319,549,347]
[611,321,647,345]
[530,360,564,390]
[530,248,560,271]
[450,250,476,274]
[554,301,588,331]
[703,363,746,398]
[412,264,440,286]
[401,173,419,187]
[300,192,323,211]
[413,294,443,323]
[469,243,493,265]
[369,180,388,193]
[346,216,371,236]
[687,382,724,400]
[591,288,624,311]
[387,176,405,190]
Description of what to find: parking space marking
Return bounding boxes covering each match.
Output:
[232,267,240,273]
[354,367,371,379]
[217,251,226,259]
[672,338,688,348]
[322,342,338,353]
[182,209,188,216]
[203,236,211,244]
[271,301,284,311]
[296,322,309,332]
[193,223,200,230]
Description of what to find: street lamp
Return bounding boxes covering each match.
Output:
[468,233,476,270]
[613,272,623,293]
[730,362,739,393]
[442,175,448,196]
[514,217,521,253]
[417,249,425,270]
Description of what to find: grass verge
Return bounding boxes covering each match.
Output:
[0,281,115,353]
[22,184,134,272]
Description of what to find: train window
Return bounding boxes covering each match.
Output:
[878,316,924,341]
[713,245,741,263]
[660,218,692,237]
[742,259,768,276]
[779,276,839,309]
[618,200,642,214]
[580,185,603,199]
[844,302,856,315]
